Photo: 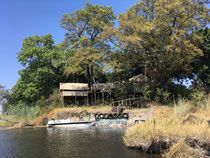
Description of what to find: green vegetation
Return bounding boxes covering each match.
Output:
[0,2,209,157]
[1,0,209,113]
[0,84,9,106]
[61,2,116,90]
[5,105,41,122]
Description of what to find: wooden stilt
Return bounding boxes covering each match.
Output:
[102,92,104,105]
[75,96,77,105]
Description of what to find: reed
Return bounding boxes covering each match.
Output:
[0,120,14,128]
[3,105,41,122]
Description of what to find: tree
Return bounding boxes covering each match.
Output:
[191,28,210,94]
[60,2,116,92]
[10,34,71,105]
[0,84,9,105]
[108,0,209,98]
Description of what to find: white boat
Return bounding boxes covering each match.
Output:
[47,117,94,127]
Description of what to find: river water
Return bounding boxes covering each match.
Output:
[0,127,155,158]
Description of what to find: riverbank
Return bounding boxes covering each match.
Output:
[124,98,210,157]
[0,105,128,128]
[1,98,209,157]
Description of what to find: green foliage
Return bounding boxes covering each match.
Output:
[190,89,204,102]
[0,84,9,105]
[112,81,135,100]
[35,96,46,108]
[191,28,210,94]
[9,34,72,105]
[140,84,152,101]
[6,1,209,108]
[168,82,192,99]
[109,0,209,95]
[46,89,63,107]
[155,88,171,104]
[61,2,116,88]
[4,104,41,121]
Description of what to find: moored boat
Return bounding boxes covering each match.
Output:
[47,117,94,127]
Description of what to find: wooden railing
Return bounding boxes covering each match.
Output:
[110,97,143,109]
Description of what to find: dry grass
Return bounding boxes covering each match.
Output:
[163,139,205,158]
[124,97,210,157]
[33,105,113,125]
[47,106,112,117]
[2,105,113,126]
[124,122,162,146]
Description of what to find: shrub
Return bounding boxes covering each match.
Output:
[140,84,152,101]
[35,96,46,107]
[155,88,171,104]
[46,89,63,107]
[190,89,204,102]
[168,83,192,99]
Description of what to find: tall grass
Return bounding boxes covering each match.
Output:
[173,98,195,116]
[124,97,210,156]
[199,97,210,110]
[4,105,41,122]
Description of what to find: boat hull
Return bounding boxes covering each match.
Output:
[47,121,94,128]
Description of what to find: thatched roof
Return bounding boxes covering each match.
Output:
[129,74,147,82]
[60,83,115,92]
[60,83,88,90]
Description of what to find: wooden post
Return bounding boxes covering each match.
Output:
[102,92,104,105]
[60,88,64,108]
[110,91,111,104]
[75,96,77,105]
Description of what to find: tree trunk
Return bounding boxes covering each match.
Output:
[87,65,93,105]
[91,65,97,105]
[87,65,91,89]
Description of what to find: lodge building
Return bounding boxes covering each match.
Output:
[60,83,115,105]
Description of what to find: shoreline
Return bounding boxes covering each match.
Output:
[1,102,210,157]
[123,103,210,157]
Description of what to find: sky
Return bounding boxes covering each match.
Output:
[0,0,137,89]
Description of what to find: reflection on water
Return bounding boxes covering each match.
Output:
[0,127,156,158]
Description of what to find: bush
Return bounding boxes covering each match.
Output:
[168,83,192,99]
[140,84,152,101]
[112,81,135,100]
[155,88,171,104]
[35,96,46,107]
[46,89,63,107]
[190,89,204,102]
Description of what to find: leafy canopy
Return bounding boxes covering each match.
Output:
[110,0,209,89]
[11,34,70,105]
[191,28,210,93]
[60,2,116,83]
